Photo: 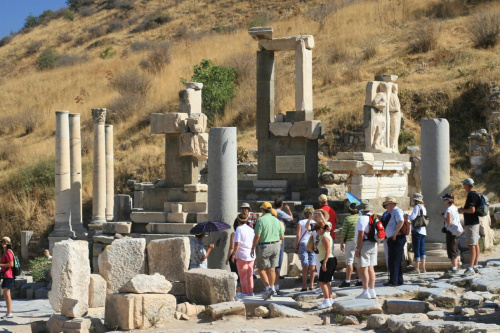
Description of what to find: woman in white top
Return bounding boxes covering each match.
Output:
[407,193,427,274]
[295,207,316,291]
[230,216,255,296]
[441,193,463,274]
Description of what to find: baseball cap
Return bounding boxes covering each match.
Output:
[240,203,251,209]
[441,193,454,200]
[271,209,278,217]
[260,202,272,210]
[1,236,11,244]
[460,178,474,186]
[318,194,328,202]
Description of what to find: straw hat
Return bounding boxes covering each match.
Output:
[314,209,330,222]
[382,196,398,205]
[411,193,424,203]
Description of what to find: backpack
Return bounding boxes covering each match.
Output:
[381,211,391,229]
[8,250,21,277]
[367,214,386,243]
[475,192,490,217]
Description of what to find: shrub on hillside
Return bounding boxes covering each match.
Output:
[248,11,274,28]
[66,0,95,11]
[57,33,73,44]
[26,41,43,55]
[106,94,143,123]
[105,0,136,10]
[359,38,379,60]
[63,9,75,21]
[131,13,172,33]
[55,54,88,68]
[107,19,125,33]
[37,48,59,70]
[38,10,55,26]
[469,11,500,49]
[111,70,152,96]
[99,46,116,59]
[6,159,55,195]
[430,0,469,19]
[139,42,171,75]
[79,6,95,17]
[87,26,104,39]
[130,40,154,52]
[0,36,12,48]
[183,59,238,125]
[24,15,38,30]
[407,21,439,54]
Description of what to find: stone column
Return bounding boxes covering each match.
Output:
[69,114,87,239]
[50,111,75,246]
[91,108,107,225]
[295,39,313,112]
[421,118,450,243]
[207,127,238,270]
[256,50,275,140]
[105,124,114,222]
[21,231,33,261]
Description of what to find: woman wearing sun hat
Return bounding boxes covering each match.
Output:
[407,193,427,274]
[0,236,14,319]
[441,193,462,275]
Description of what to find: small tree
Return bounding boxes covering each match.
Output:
[24,14,38,29]
[37,48,59,70]
[184,59,237,125]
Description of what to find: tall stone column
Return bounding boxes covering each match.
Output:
[91,108,107,225]
[105,124,114,222]
[421,118,450,243]
[207,127,238,270]
[295,39,313,112]
[49,111,75,249]
[256,50,275,140]
[69,113,87,238]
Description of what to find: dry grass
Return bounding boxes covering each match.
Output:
[0,0,500,251]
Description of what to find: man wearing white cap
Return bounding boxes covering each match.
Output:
[458,178,481,275]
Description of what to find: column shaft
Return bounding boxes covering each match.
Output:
[69,114,86,238]
[256,50,275,140]
[105,125,114,221]
[295,40,313,112]
[91,108,107,225]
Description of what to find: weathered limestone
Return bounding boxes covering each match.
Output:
[254,306,270,318]
[147,237,190,281]
[421,119,450,243]
[295,39,313,112]
[119,273,172,294]
[113,194,132,222]
[69,113,86,239]
[98,238,146,293]
[105,293,176,330]
[91,108,107,225]
[50,111,75,246]
[259,35,315,51]
[269,122,292,137]
[150,113,188,133]
[269,304,304,318]
[48,240,90,312]
[208,301,246,320]
[366,314,390,329]
[387,313,429,332]
[385,299,431,314]
[61,297,88,318]
[102,222,131,234]
[187,113,207,133]
[176,302,206,317]
[105,124,114,221]
[207,128,238,270]
[185,268,237,305]
[469,129,493,174]
[89,274,106,308]
[180,132,208,160]
[331,298,383,315]
[179,82,203,114]
[289,120,322,139]
[248,26,274,40]
[21,230,33,261]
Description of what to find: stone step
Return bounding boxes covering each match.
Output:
[141,234,195,244]
[241,296,300,317]
[131,211,168,223]
[146,223,196,234]
[164,202,207,213]
[35,287,50,299]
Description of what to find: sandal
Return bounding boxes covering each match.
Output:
[300,288,307,292]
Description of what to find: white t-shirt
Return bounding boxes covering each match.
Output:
[233,224,255,261]
[409,204,427,236]
[298,219,315,245]
[444,205,462,236]
[356,215,370,240]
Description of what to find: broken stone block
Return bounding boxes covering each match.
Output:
[185,269,237,305]
[187,113,208,133]
[170,282,186,296]
[185,82,203,90]
[269,122,292,137]
[385,299,430,314]
[208,301,246,320]
[102,222,131,235]
[366,314,390,329]
[254,306,270,318]
[119,273,172,294]
[248,26,273,40]
[275,113,285,122]
[180,132,208,160]
[47,314,69,333]
[269,304,304,318]
[167,212,188,223]
[147,237,190,282]
[462,291,484,307]
[89,274,106,308]
[105,293,176,330]
[179,88,202,114]
[289,120,322,139]
[258,35,315,51]
[98,238,146,293]
[342,315,359,325]
[331,298,383,315]
[184,184,208,192]
[171,203,182,213]
[151,113,188,134]
[387,313,428,333]
[61,297,88,318]
[48,241,90,312]
[176,302,206,317]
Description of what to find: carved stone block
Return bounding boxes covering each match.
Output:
[180,133,208,160]
[269,122,292,137]
[187,113,207,133]
[289,121,322,139]
[151,113,188,134]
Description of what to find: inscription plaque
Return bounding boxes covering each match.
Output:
[276,155,305,173]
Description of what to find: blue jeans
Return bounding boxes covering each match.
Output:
[412,232,426,262]
[388,235,406,285]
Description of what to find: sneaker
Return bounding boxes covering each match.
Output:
[383,282,397,287]
[445,266,454,273]
[235,292,243,299]
[407,269,420,275]
[263,289,274,300]
[448,269,459,275]
[338,281,351,288]
[275,290,283,296]
[369,290,377,299]
[355,292,371,300]
[355,280,363,287]
[474,267,480,274]
[317,299,331,309]
[462,269,475,276]
[300,287,308,292]
[1,314,13,319]
[421,269,427,273]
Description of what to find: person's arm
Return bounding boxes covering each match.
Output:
[459,206,476,214]
[225,232,235,265]
[232,242,240,263]
[305,216,313,231]
[445,211,453,226]
[201,243,214,262]
[393,219,404,240]
[407,205,419,221]
[0,251,14,268]
[251,233,261,258]
[340,219,347,252]
[355,229,364,258]
[283,205,293,222]
[295,224,302,251]
[459,194,478,214]
[321,237,331,272]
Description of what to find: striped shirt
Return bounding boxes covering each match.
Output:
[340,214,358,242]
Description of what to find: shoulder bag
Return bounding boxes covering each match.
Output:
[411,206,429,228]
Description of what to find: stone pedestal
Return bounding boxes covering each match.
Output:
[105,124,114,221]
[207,128,238,270]
[421,119,450,243]
[50,111,75,242]
[21,230,33,261]
[328,152,411,210]
[69,113,87,239]
[91,108,107,225]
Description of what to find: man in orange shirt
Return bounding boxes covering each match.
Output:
[318,194,337,241]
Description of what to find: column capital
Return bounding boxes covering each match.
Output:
[91,108,106,124]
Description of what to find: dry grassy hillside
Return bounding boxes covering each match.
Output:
[0,0,499,249]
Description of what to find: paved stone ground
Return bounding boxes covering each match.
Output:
[3,234,500,333]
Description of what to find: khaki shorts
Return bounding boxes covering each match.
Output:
[256,242,280,269]
[465,224,479,246]
[345,240,357,266]
[356,241,378,268]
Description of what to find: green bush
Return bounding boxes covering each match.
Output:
[131,13,172,33]
[28,257,52,282]
[63,9,75,21]
[99,46,115,59]
[6,159,55,195]
[37,48,59,70]
[24,14,38,30]
[183,59,238,125]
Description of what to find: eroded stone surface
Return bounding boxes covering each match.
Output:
[89,274,106,308]
[185,269,237,305]
[119,273,172,294]
[208,301,246,320]
[269,304,304,318]
[147,237,190,282]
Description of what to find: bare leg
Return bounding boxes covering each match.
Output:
[259,269,270,287]
[345,264,353,281]
[474,244,480,266]
[309,266,315,289]
[267,268,276,289]
[359,266,368,289]
[468,245,477,269]
[4,289,12,315]
[451,257,458,267]
[319,282,329,300]
[421,258,426,271]
[414,261,420,271]
[274,268,280,289]
[301,267,308,289]
[368,266,376,289]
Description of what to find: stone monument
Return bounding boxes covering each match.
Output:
[244,27,324,201]
[468,129,493,174]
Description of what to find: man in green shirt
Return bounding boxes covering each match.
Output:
[251,202,284,300]
[339,203,362,287]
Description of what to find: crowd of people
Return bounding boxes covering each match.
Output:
[188,177,484,308]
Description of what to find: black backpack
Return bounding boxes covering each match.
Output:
[8,250,21,277]
[475,192,489,217]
